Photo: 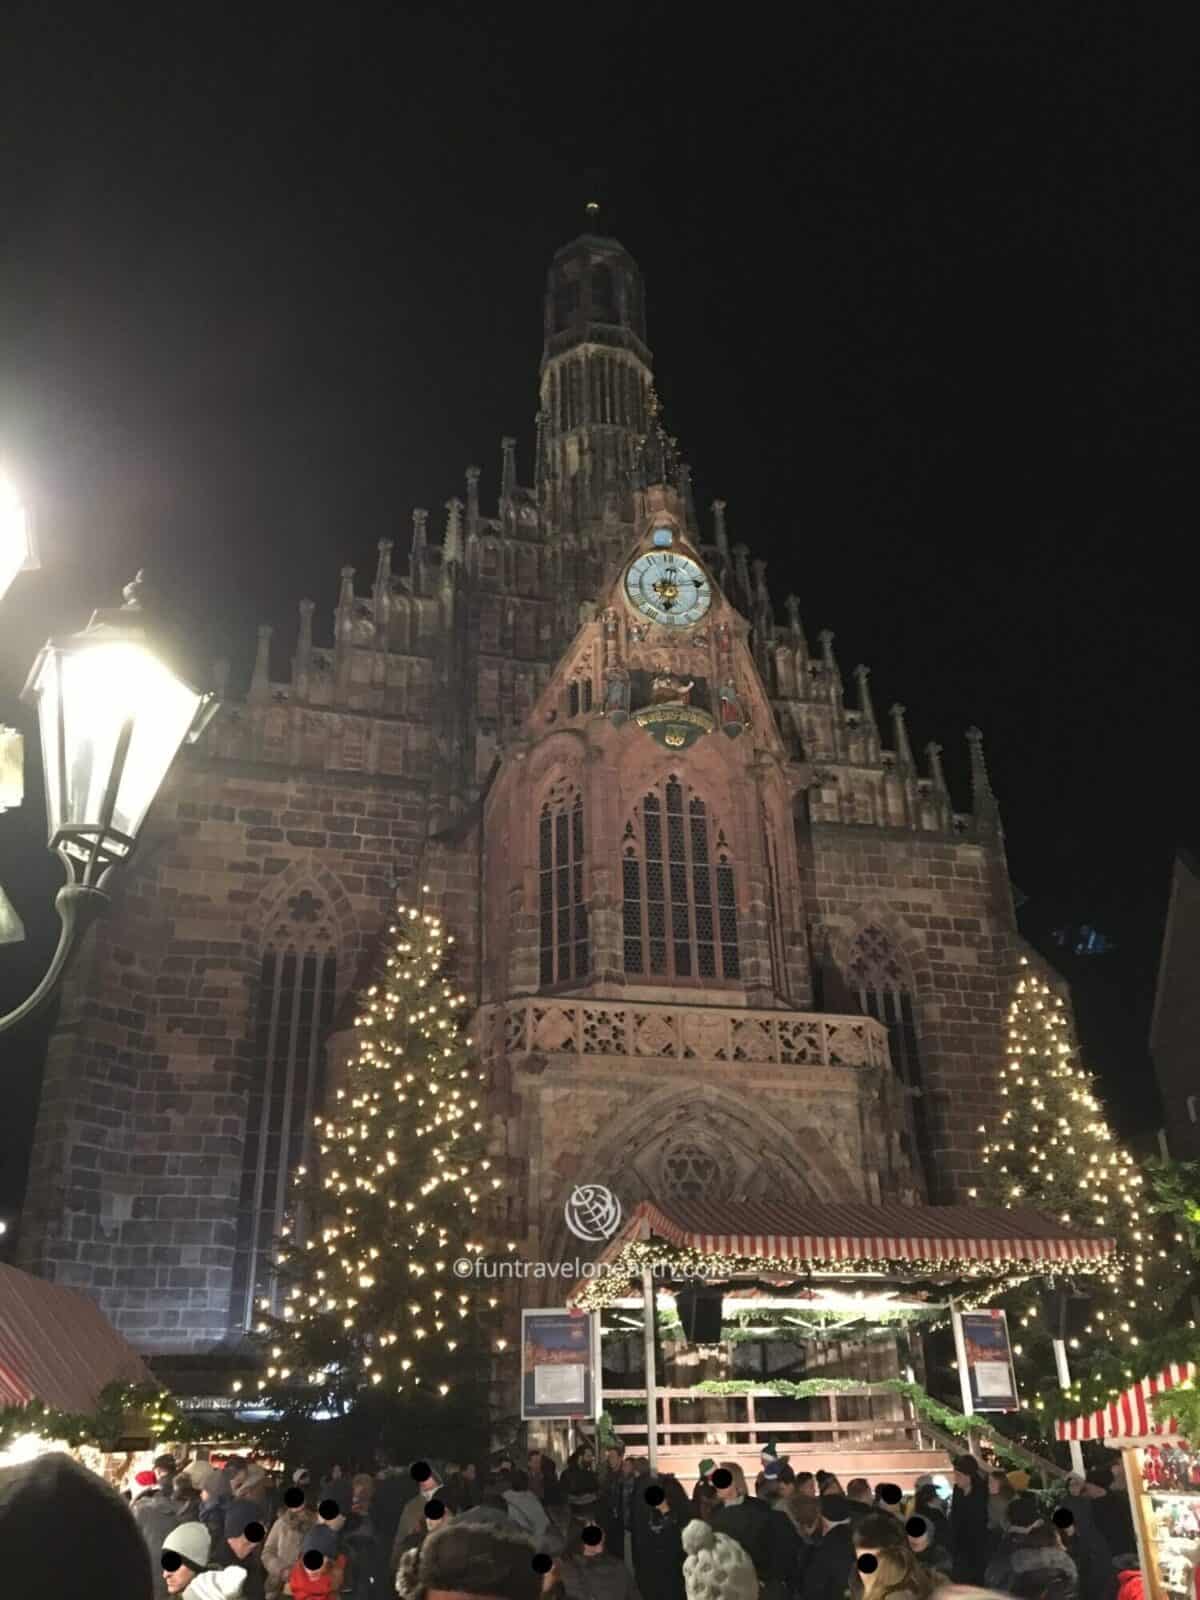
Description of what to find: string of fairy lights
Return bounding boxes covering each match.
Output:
[242,903,500,1410]
[974,957,1194,1415]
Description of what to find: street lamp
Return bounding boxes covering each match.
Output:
[0,473,36,602]
[0,573,217,1034]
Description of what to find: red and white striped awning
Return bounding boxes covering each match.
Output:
[1055,1363,1197,1444]
[589,1200,1114,1271]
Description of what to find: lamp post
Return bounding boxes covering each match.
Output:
[0,572,217,1034]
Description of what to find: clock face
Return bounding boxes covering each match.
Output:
[624,550,711,627]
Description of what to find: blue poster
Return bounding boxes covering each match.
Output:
[960,1308,1020,1412]
[521,1309,596,1420]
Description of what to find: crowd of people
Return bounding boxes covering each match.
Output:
[0,1435,1142,1600]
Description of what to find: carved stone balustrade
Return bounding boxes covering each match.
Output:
[477,996,890,1070]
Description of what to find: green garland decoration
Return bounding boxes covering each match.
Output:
[684,1376,1052,1473]
[1151,1382,1200,1443]
[0,1382,249,1455]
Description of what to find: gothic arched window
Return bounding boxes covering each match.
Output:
[591,263,615,320]
[232,897,338,1329]
[539,783,589,987]
[846,924,921,1090]
[622,775,740,981]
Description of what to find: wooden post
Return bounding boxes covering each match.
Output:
[829,1391,839,1442]
[747,1391,757,1447]
[1125,1446,1165,1600]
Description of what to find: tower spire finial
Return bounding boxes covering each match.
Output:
[889,702,914,765]
[966,725,1001,834]
[853,664,877,730]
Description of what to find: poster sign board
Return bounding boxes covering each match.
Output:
[521,1309,597,1420]
[954,1306,1020,1412]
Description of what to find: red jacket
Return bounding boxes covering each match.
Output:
[1116,1568,1144,1600]
[287,1553,346,1600]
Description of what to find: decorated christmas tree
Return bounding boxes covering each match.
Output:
[246,900,497,1449]
[976,957,1194,1424]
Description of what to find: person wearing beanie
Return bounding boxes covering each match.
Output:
[802,1494,857,1600]
[681,1517,758,1600]
[950,1454,989,1585]
[134,1464,189,1597]
[692,1461,719,1523]
[0,1452,153,1600]
[263,1485,316,1600]
[218,1497,269,1600]
[630,1474,689,1600]
[985,1494,1079,1599]
[290,1525,347,1600]
[156,1455,180,1488]
[162,1521,215,1594]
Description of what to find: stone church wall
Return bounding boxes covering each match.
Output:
[18,759,430,1350]
[805,822,1017,1200]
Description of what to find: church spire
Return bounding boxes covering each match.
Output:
[537,216,653,527]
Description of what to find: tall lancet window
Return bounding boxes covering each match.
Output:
[233,890,337,1331]
[539,782,589,987]
[846,924,921,1090]
[622,775,740,981]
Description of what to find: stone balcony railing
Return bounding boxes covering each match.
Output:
[477,996,890,1069]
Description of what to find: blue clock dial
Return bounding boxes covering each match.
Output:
[624,551,711,627]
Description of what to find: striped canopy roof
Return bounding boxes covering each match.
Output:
[593,1199,1115,1268]
[1055,1362,1196,1444]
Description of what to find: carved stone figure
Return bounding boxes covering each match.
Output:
[650,673,694,707]
[718,678,745,738]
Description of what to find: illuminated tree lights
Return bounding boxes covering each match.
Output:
[976,959,1195,1420]
[248,904,495,1420]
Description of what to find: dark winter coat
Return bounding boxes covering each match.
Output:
[532,1458,563,1508]
[714,1494,775,1580]
[559,1552,644,1599]
[222,1550,267,1600]
[987,1524,1080,1600]
[802,1521,856,1600]
[133,1490,184,1594]
[950,1480,990,1585]
[1090,1493,1138,1565]
[561,1461,602,1520]
[913,1540,954,1580]
[630,1483,688,1600]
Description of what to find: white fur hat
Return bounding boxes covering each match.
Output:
[185,1571,247,1600]
[682,1518,759,1600]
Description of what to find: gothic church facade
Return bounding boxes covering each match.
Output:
[19,221,1021,1358]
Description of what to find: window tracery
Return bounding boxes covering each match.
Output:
[622,775,740,981]
[539,780,589,987]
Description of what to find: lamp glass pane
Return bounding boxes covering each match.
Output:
[33,640,202,855]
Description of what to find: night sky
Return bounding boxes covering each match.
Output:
[1,6,1196,1226]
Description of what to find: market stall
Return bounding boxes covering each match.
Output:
[1057,1362,1199,1600]
[564,1197,1115,1485]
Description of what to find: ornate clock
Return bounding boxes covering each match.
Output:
[624,550,711,627]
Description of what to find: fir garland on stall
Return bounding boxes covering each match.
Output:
[686,1376,1052,1472]
[0,1382,230,1454]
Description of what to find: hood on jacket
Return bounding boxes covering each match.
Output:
[0,1452,152,1600]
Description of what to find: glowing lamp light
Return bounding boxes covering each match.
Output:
[0,472,36,602]
[22,573,216,879]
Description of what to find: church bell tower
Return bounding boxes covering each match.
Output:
[536,203,655,528]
